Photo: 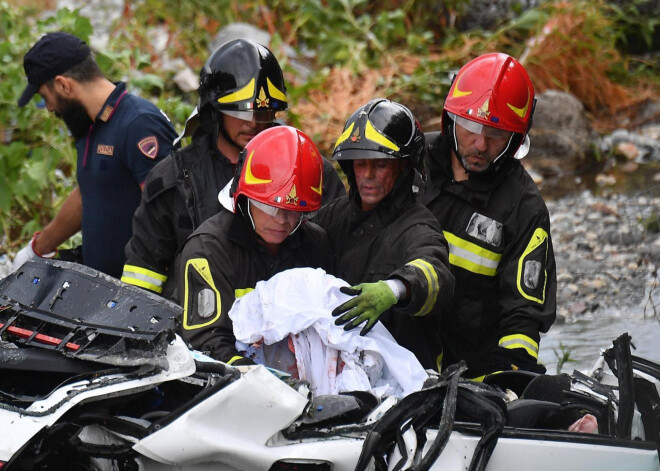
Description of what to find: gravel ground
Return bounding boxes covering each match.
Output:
[547,188,660,323]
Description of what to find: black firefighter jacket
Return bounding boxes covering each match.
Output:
[175,208,334,363]
[418,133,557,377]
[314,168,454,370]
[122,127,346,299]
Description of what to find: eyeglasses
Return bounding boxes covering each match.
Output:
[249,199,317,223]
[448,112,513,140]
[222,109,288,124]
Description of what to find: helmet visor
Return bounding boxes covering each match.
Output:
[222,109,288,124]
[448,112,513,140]
[249,199,317,222]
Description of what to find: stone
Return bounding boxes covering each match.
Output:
[527,90,597,174]
[173,67,199,93]
[614,142,640,161]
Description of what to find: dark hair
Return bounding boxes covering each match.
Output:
[44,54,104,87]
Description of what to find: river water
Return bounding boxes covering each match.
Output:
[538,307,660,374]
[537,163,660,374]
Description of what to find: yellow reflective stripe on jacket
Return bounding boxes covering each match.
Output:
[227,355,245,365]
[443,231,501,276]
[121,264,167,293]
[406,259,439,316]
[516,227,549,304]
[471,371,504,382]
[499,334,539,359]
[235,288,254,298]
[183,258,221,330]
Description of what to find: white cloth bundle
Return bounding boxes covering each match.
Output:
[229,267,428,398]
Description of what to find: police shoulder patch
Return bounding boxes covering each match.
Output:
[138,136,159,159]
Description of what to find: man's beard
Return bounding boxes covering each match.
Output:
[458,151,492,175]
[56,96,93,141]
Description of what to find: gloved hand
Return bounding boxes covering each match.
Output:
[332,280,399,336]
[12,232,57,273]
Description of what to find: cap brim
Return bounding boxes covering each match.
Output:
[18,83,39,107]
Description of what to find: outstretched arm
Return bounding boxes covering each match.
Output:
[33,186,83,254]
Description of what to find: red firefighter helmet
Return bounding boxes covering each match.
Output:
[232,126,323,214]
[442,53,535,158]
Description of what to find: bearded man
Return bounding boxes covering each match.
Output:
[14,32,177,278]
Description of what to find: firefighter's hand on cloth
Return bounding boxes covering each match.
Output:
[12,232,57,272]
[332,280,405,336]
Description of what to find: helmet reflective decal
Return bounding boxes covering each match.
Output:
[244,150,273,185]
[256,87,269,108]
[217,78,255,104]
[312,181,322,195]
[334,122,355,149]
[267,77,287,102]
[451,71,473,98]
[311,153,323,195]
[507,87,531,118]
[365,119,399,151]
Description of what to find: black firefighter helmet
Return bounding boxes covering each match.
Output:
[198,38,288,134]
[332,98,425,181]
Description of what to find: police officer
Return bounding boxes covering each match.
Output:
[177,125,333,365]
[13,32,177,278]
[419,53,557,378]
[122,39,345,298]
[314,99,454,370]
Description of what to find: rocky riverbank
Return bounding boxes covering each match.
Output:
[547,188,660,324]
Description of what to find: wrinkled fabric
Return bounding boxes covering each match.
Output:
[229,267,428,398]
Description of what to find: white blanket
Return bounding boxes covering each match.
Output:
[229,267,428,397]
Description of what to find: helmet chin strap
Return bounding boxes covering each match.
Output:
[218,115,244,153]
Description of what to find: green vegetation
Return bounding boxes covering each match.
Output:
[553,342,577,374]
[1,0,658,257]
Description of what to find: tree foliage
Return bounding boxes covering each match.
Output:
[0,0,658,257]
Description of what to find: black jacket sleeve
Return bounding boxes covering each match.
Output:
[122,158,181,296]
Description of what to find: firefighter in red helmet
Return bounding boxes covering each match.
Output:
[122,39,344,299]
[175,126,333,365]
[419,53,556,378]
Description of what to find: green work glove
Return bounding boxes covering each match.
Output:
[332,280,399,336]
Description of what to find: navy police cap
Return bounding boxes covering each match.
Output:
[18,32,91,107]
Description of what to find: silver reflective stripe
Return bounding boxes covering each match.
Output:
[499,334,539,358]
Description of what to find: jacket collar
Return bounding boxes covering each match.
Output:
[426,133,518,207]
[227,208,303,256]
[348,167,416,227]
[96,82,128,123]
